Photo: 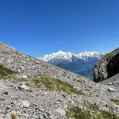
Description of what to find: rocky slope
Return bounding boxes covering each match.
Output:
[94,48,119,82]
[100,73,119,86]
[40,51,105,79]
[0,42,119,119]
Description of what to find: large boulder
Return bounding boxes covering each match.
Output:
[93,48,119,82]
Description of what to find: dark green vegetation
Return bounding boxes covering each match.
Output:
[105,104,114,112]
[30,74,86,95]
[66,102,119,119]
[0,64,16,77]
[66,104,89,119]
[111,99,119,105]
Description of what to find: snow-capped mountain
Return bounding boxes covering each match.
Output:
[77,51,105,60]
[40,51,105,79]
[41,50,73,63]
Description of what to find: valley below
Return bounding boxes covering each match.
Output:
[40,51,105,80]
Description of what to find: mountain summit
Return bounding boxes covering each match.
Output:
[41,50,73,63]
[40,51,105,79]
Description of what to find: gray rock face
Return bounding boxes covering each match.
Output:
[93,48,119,82]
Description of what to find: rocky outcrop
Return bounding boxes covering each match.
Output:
[93,48,119,82]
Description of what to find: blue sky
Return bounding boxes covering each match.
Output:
[0,0,119,57]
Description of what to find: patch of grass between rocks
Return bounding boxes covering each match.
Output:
[33,74,86,95]
[111,99,119,105]
[66,102,119,119]
[0,64,17,78]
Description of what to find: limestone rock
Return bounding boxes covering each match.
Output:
[56,107,66,116]
[18,84,29,91]
[17,75,27,79]
[93,48,119,82]
[21,100,30,108]
[108,87,115,92]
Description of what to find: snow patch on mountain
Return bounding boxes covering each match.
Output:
[41,50,74,62]
[40,51,105,62]
[77,51,105,60]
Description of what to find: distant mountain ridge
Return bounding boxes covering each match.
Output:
[40,51,105,79]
